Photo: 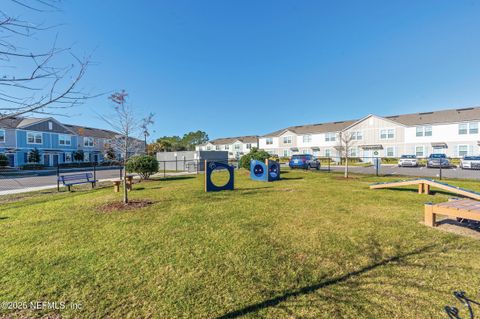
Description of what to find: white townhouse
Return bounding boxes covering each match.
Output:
[196,135,259,159]
[259,107,480,159]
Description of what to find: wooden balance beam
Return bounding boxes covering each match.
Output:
[370,178,480,201]
[424,199,480,227]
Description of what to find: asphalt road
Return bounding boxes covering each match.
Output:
[0,169,123,194]
[326,165,480,179]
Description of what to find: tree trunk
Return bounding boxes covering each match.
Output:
[344,155,349,179]
[123,138,128,204]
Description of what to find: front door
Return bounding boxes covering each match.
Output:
[43,154,50,166]
[53,154,59,166]
[6,154,14,167]
[93,154,99,163]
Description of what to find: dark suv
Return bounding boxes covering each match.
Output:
[289,154,320,170]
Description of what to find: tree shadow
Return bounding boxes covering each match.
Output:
[216,242,442,319]
[156,176,196,182]
[0,216,8,220]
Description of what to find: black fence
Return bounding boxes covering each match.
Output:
[156,158,240,177]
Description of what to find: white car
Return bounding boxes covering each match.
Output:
[398,155,418,167]
[460,156,480,170]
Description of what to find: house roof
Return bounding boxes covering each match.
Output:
[262,106,480,137]
[209,135,259,145]
[0,116,117,139]
[262,120,357,137]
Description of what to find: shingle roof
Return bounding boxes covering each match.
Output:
[0,117,24,129]
[262,120,357,137]
[209,135,259,145]
[262,106,480,137]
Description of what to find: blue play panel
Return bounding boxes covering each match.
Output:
[204,161,234,192]
[250,159,281,182]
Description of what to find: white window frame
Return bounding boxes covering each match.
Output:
[416,127,423,137]
[380,129,395,140]
[302,135,312,143]
[469,122,479,134]
[59,134,71,146]
[27,131,43,144]
[349,147,358,157]
[415,146,425,157]
[246,143,252,149]
[386,147,395,157]
[283,136,292,144]
[0,129,5,143]
[215,145,220,150]
[458,145,469,157]
[234,144,241,150]
[224,145,229,150]
[325,149,331,157]
[266,138,273,145]
[84,137,94,147]
[283,149,290,157]
[424,126,432,137]
[325,133,336,142]
[459,123,468,135]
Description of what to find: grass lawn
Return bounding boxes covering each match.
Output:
[1,170,480,318]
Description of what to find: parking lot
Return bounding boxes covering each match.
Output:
[328,164,480,180]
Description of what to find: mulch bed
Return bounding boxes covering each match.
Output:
[98,200,154,213]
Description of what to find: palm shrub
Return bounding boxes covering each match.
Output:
[28,148,41,164]
[239,148,271,170]
[0,154,9,167]
[125,155,159,180]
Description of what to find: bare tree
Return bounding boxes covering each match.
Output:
[140,113,155,153]
[100,90,145,204]
[0,0,91,120]
[336,131,356,178]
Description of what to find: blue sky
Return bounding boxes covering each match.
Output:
[6,1,480,141]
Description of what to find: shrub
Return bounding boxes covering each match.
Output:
[239,148,271,170]
[73,150,84,162]
[125,155,159,179]
[28,148,41,164]
[0,154,8,167]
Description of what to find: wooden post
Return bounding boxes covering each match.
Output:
[424,203,436,227]
[113,180,121,192]
[418,183,424,194]
[424,183,430,195]
[204,160,208,192]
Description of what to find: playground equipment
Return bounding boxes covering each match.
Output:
[370,178,480,201]
[425,199,480,227]
[204,160,234,192]
[250,159,281,182]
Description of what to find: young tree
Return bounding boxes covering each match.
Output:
[101,90,145,204]
[28,148,41,164]
[0,0,91,120]
[182,131,209,151]
[140,113,155,153]
[104,145,116,161]
[336,132,356,178]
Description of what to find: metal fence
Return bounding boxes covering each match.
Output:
[157,158,241,177]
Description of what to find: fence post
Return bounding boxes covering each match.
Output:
[328,157,331,172]
[375,157,379,176]
[196,159,199,175]
[163,161,166,178]
[183,157,186,171]
[439,163,442,180]
[93,162,97,188]
[175,156,178,172]
[56,164,60,191]
[119,166,123,180]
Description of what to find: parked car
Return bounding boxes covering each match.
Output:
[460,156,480,170]
[398,155,418,167]
[289,154,320,170]
[426,154,450,168]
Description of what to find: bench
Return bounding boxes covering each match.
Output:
[58,173,97,192]
[424,199,480,227]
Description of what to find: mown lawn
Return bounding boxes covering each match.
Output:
[1,170,480,318]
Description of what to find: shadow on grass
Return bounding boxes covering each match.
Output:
[156,176,196,182]
[0,216,8,220]
[279,177,304,181]
[380,187,470,198]
[216,243,441,319]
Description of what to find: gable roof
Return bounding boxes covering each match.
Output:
[383,107,480,126]
[262,120,357,137]
[209,135,259,145]
[63,124,117,139]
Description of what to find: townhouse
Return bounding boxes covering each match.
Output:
[196,136,259,159]
[259,107,480,160]
[0,116,130,167]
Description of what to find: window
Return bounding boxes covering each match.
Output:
[416,127,423,137]
[415,146,425,157]
[215,145,220,150]
[325,149,331,157]
[0,129,4,143]
[470,123,479,134]
[325,133,336,142]
[48,122,53,130]
[302,149,309,154]
[425,126,432,136]
[246,143,252,149]
[351,131,363,140]
[459,123,468,135]
[59,135,71,146]
[84,137,94,147]
[386,147,395,157]
[206,146,212,150]
[303,135,312,143]
[380,129,395,140]
[349,147,358,157]
[458,145,469,157]
[283,136,292,144]
[27,132,42,144]
[224,145,229,150]
[283,149,290,157]
[266,138,273,145]
[65,152,72,162]
[416,126,432,137]
[234,144,240,150]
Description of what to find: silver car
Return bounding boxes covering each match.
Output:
[398,155,418,167]
[460,156,480,170]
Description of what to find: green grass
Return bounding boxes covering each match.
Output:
[1,170,480,318]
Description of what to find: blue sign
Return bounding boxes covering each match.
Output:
[250,159,281,182]
[205,161,234,192]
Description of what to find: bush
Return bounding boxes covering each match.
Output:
[0,154,8,167]
[125,155,159,179]
[239,148,271,170]
[21,164,44,170]
[381,157,399,164]
[28,148,41,164]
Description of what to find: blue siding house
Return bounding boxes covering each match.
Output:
[0,116,124,167]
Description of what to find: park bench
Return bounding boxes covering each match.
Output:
[424,199,480,227]
[58,173,97,192]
